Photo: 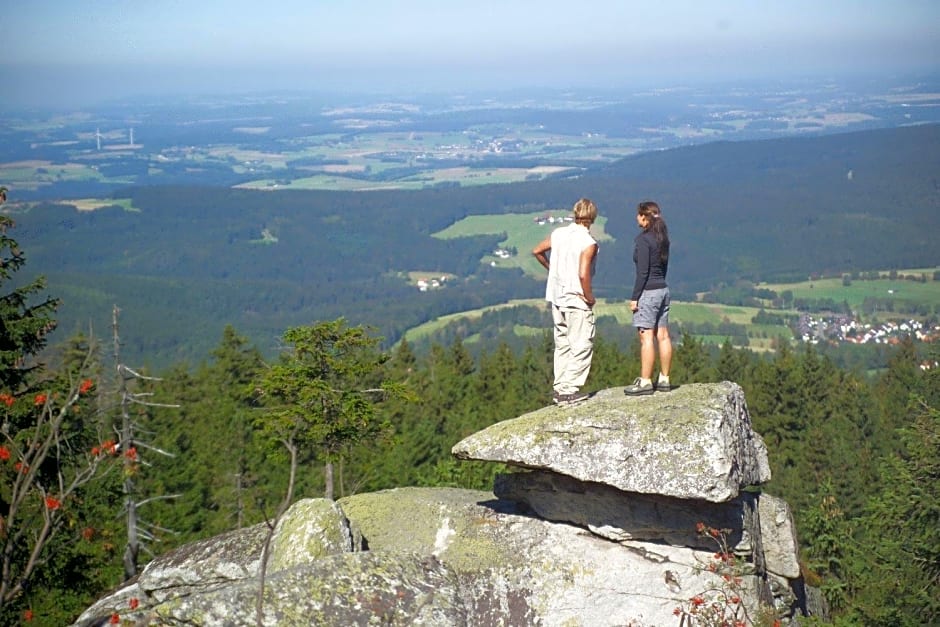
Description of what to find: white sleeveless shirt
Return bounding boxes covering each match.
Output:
[544,223,597,310]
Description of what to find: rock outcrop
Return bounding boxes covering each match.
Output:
[74,382,814,626]
[453,383,771,503]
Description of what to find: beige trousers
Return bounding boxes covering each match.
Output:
[552,304,596,394]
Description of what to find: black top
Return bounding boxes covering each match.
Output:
[631,230,668,300]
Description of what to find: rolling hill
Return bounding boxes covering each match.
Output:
[4,123,939,369]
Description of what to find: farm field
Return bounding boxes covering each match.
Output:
[68,198,138,212]
[400,268,940,352]
[400,298,793,351]
[235,165,575,192]
[4,79,939,203]
[432,211,614,277]
[5,119,639,195]
[400,298,545,343]
[759,268,940,315]
[0,160,118,191]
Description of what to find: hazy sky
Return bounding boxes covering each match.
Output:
[2,0,939,107]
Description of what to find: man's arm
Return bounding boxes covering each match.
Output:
[532,235,552,271]
[578,243,598,307]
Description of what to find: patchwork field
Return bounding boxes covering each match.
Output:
[400,268,940,352]
[400,297,793,351]
[0,160,114,191]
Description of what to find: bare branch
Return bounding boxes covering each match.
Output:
[135,494,182,507]
[118,365,165,382]
[134,441,177,457]
[124,396,181,409]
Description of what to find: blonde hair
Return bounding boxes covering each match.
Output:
[573,198,597,225]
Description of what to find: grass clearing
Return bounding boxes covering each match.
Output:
[68,198,138,212]
[760,269,940,312]
[433,212,614,277]
[600,300,785,328]
[401,299,545,343]
[0,161,107,190]
[440,268,940,353]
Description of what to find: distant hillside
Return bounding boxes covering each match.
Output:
[584,122,940,291]
[5,123,939,369]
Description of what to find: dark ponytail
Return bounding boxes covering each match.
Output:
[637,201,670,264]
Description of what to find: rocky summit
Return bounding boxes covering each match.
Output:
[453,382,772,503]
[74,382,819,626]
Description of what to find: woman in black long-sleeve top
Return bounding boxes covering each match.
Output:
[625,201,673,396]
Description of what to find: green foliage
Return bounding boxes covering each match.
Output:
[0,216,60,392]
[846,395,940,625]
[252,319,409,501]
[143,328,276,540]
[799,481,853,613]
[671,332,717,384]
[0,215,122,624]
[752,346,940,626]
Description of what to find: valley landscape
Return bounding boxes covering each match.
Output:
[3,1,940,623]
[2,78,939,368]
[3,76,939,198]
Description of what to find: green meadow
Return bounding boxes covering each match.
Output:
[0,161,113,191]
[400,266,940,353]
[401,298,545,343]
[400,297,794,351]
[433,212,614,277]
[760,268,940,314]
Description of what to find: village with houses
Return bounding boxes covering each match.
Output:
[797,313,940,367]
[533,213,574,227]
[415,275,450,292]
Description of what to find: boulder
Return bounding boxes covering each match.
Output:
[75,489,772,626]
[268,498,353,571]
[453,382,771,502]
[758,494,802,580]
[493,469,803,582]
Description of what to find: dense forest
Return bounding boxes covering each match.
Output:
[1,217,938,626]
[5,123,940,368]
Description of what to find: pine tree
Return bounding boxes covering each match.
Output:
[850,394,940,625]
[143,327,273,549]
[0,216,60,392]
[672,331,716,384]
[251,319,406,502]
[715,338,750,383]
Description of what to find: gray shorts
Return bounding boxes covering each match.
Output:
[633,287,670,330]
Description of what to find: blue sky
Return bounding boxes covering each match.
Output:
[2,0,939,107]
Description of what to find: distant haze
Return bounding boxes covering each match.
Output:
[2,0,939,108]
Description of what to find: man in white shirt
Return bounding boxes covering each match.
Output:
[532,198,599,405]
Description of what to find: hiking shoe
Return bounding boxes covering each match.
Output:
[624,378,654,396]
[552,390,564,404]
[557,391,591,405]
[656,378,672,392]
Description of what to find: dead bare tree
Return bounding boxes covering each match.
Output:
[111,305,181,581]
